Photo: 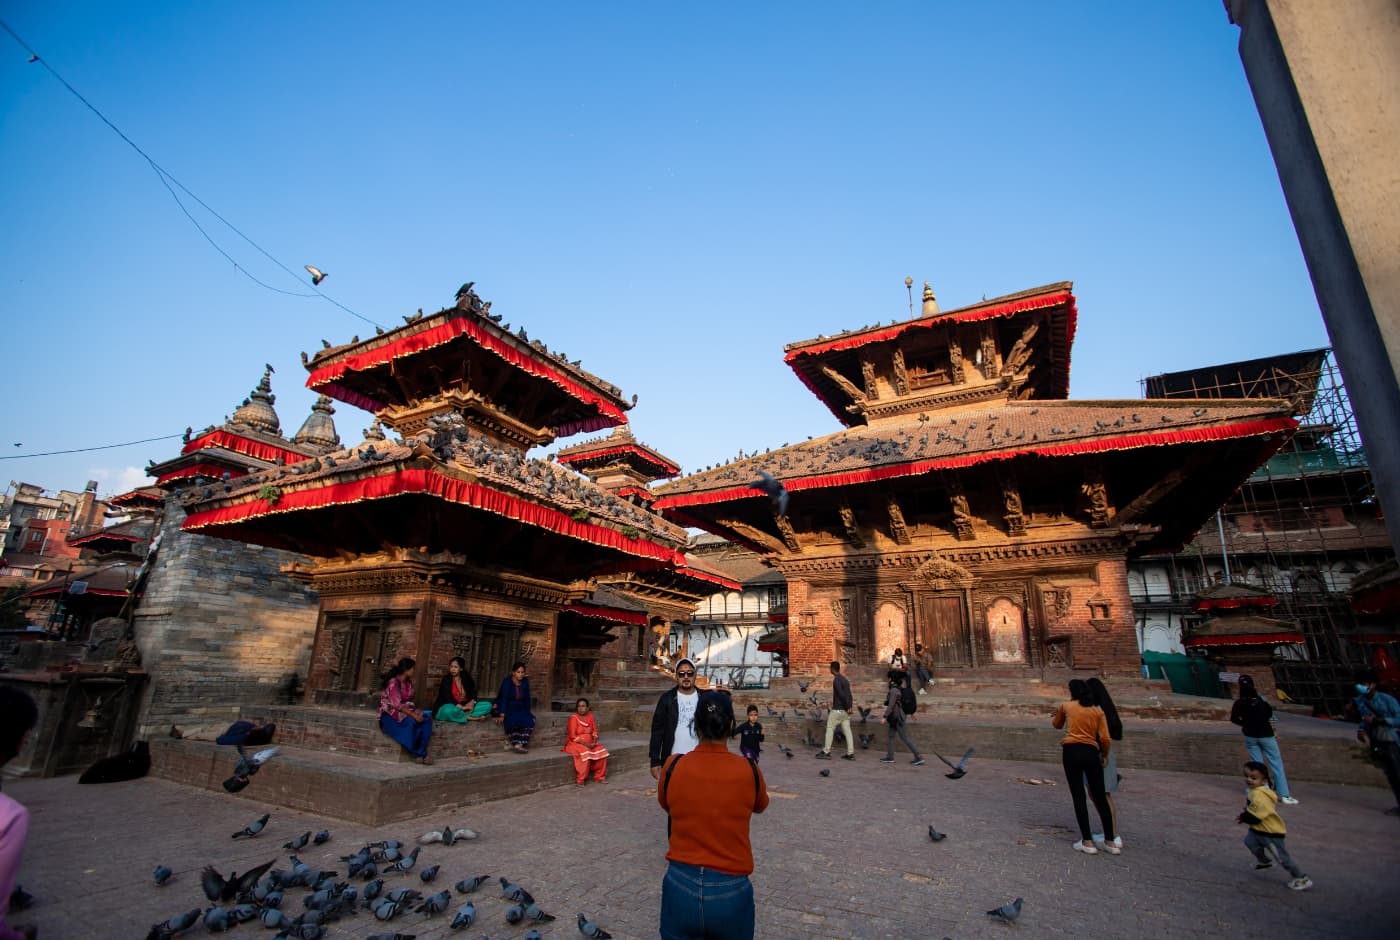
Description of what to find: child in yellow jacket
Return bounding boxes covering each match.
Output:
[1237,761,1312,891]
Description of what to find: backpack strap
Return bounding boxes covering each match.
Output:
[661,751,685,805]
[746,755,760,807]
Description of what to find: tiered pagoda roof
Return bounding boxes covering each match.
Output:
[556,425,681,499]
[1185,583,1302,648]
[107,486,165,513]
[302,284,631,448]
[148,367,339,488]
[653,281,1297,557]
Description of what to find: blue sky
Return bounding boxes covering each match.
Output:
[0,2,1328,502]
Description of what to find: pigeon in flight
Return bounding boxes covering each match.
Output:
[201,859,274,902]
[305,265,327,286]
[230,813,270,839]
[987,897,1024,922]
[578,912,614,938]
[859,733,875,749]
[935,747,975,780]
[857,706,872,723]
[224,747,278,793]
[928,826,947,842]
[418,825,478,845]
[748,470,790,516]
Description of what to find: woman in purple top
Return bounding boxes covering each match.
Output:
[379,657,434,764]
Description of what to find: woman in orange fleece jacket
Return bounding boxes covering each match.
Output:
[1052,678,1118,855]
[658,690,769,939]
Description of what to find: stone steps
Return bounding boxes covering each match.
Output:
[149,731,652,826]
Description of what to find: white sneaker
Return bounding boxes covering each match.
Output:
[1288,876,1313,891]
[1072,840,1098,855]
[1280,796,1299,805]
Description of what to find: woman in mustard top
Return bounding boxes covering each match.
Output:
[657,690,768,939]
[1051,678,1117,855]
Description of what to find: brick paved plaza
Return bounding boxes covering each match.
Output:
[6,732,1397,939]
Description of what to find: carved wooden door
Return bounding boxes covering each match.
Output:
[475,626,518,698]
[354,623,384,692]
[921,594,970,667]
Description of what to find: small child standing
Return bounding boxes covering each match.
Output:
[1237,760,1312,891]
[733,705,764,762]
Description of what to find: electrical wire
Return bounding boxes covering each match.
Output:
[0,434,184,460]
[0,18,383,329]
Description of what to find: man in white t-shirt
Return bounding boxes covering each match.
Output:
[649,657,701,778]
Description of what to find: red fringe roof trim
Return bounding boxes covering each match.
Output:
[563,603,648,625]
[616,485,655,501]
[181,430,309,466]
[182,467,684,566]
[784,291,1075,362]
[305,317,628,433]
[1183,633,1304,647]
[557,444,680,477]
[653,418,1296,511]
[1194,596,1279,611]
[69,531,141,546]
[27,584,128,599]
[156,463,249,486]
[785,292,1077,422]
[674,565,742,592]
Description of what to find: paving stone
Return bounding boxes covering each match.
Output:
[5,745,1398,939]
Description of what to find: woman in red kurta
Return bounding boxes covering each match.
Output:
[562,697,609,785]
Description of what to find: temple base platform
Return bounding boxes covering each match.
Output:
[148,705,649,825]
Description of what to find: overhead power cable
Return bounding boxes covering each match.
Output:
[0,18,382,329]
[1,434,184,460]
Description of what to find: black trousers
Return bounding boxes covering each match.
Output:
[1370,739,1400,807]
[1062,743,1115,841]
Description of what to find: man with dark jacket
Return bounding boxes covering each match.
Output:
[649,657,701,779]
[817,660,854,760]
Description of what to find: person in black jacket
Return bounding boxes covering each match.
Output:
[1230,675,1297,804]
[649,658,701,779]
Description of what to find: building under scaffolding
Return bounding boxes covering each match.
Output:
[1129,348,1396,713]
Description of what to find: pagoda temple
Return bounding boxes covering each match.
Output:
[176,284,707,709]
[651,282,1299,677]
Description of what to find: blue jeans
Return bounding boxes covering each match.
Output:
[1244,735,1291,798]
[660,861,755,940]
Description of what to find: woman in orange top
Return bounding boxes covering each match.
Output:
[561,697,609,786]
[1051,678,1117,855]
[657,690,769,939]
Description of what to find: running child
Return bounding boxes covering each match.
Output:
[1237,760,1312,891]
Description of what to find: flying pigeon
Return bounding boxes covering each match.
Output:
[987,897,1024,922]
[578,912,614,938]
[201,859,274,901]
[305,265,327,286]
[748,470,790,516]
[230,813,270,839]
[419,825,478,845]
[928,826,947,842]
[152,864,173,886]
[934,747,975,780]
[857,706,872,723]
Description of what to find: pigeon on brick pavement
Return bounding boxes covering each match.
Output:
[230,813,270,839]
[987,897,1024,922]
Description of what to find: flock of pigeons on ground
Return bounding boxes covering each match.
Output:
[143,811,614,940]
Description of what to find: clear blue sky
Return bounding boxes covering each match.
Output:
[0,2,1328,502]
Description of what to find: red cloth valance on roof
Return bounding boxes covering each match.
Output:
[181,430,308,465]
[558,445,680,477]
[674,565,742,591]
[305,317,628,432]
[182,467,685,566]
[652,418,1296,511]
[156,463,248,486]
[1194,596,1280,611]
[1183,633,1304,647]
[784,291,1074,362]
[563,604,648,625]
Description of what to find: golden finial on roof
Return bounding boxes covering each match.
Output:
[922,281,939,316]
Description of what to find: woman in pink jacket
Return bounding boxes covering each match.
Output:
[1,686,38,940]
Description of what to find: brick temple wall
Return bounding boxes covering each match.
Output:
[132,501,320,738]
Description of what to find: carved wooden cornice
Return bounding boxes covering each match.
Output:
[774,534,1133,582]
[284,554,587,604]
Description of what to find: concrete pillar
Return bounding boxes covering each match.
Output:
[1225,0,1400,545]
